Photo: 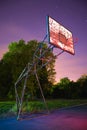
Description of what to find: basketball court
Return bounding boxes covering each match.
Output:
[0,104,87,130]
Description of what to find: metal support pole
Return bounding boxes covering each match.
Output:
[34,64,49,114]
[17,74,28,120]
[15,86,19,116]
[15,34,65,120]
[56,50,64,57]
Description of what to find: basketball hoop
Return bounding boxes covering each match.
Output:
[15,16,75,120]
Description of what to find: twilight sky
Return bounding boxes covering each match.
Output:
[0,0,87,82]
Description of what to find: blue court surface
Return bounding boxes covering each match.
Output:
[0,104,87,130]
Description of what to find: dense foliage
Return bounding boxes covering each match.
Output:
[0,39,87,100]
[52,75,87,99]
[0,39,56,100]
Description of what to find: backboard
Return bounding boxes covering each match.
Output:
[47,16,75,55]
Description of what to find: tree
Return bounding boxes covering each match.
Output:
[0,39,56,99]
[52,75,87,99]
[0,60,13,99]
[76,74,87,98]
[51,77,71,99]
[58,77,70,98]
[69,81,79,99]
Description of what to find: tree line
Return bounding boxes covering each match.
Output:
[52,76,87,99]
[0,39,87,100]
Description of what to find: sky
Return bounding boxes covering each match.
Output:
[0,0,87,82]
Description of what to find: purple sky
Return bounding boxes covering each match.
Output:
[0,0,87,82]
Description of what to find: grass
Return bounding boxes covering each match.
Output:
[47,99,87,110]
[0,99,87,118]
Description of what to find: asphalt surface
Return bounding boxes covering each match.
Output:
[0,104,87,130]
